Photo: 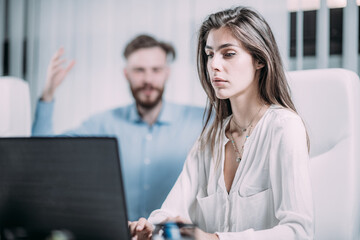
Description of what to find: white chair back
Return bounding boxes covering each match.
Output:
[287,68,360,240]
[0,76,31,137]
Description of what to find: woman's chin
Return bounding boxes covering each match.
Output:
[215,92,230,100]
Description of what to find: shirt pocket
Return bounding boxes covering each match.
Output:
[196,192,222,233]
[232,188,276,231]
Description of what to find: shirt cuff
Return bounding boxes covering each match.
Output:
[216,228,254,240]
[37,99,55,116]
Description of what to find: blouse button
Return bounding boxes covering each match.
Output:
[146,134,152,141]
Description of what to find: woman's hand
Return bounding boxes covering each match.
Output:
[128,218,153,240]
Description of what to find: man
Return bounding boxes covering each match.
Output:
[32,35,204,221]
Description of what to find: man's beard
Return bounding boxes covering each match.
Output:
[130,83,164,110]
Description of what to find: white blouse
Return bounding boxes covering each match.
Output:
[148,105,314,240]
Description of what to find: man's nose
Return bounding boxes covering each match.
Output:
[143,71,154,83]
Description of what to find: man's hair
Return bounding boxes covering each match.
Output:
[123,34,176,61]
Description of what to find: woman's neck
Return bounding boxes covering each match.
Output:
[229,93,265,130]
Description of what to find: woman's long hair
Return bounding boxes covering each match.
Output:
[197,6,308,160]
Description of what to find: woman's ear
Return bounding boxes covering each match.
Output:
[256,61,265,70]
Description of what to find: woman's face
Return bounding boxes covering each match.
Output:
[205,27,260,100]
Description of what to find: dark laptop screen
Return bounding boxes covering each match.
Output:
[0,137,130,240]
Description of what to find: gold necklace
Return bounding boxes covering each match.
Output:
[229,126,252,163]
[232,105,263,132]
[229,105,264,162]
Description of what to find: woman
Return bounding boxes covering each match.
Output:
[129,6,314,240]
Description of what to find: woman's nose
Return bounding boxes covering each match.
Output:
[209,55,221,72]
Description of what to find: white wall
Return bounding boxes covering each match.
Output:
[23,0,288,133]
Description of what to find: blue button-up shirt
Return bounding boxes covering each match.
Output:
[32,101,204,220]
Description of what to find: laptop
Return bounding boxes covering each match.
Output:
[0,137,130,240]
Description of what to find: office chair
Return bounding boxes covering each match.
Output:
[287,68,360,240]
[0,76,31,137]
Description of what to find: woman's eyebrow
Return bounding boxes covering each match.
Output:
[205,43,238,51]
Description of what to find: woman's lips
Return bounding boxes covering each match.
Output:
[212,77,228,86]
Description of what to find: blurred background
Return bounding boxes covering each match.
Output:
[0,0,359,133]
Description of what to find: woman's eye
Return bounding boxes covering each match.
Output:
[206,53,214,58]
[224,52,236,57]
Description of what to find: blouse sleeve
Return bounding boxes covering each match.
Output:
[148,139,202,224]
[217,115,314,240]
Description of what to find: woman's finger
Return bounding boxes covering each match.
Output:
[128,221,138,236]
[136,218,148,231]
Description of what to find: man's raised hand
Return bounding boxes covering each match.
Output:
[41,47,75,102]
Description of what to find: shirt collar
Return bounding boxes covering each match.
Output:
[222,116,232,143]
[156,101,174,124]
[128,103,142,123]
[128,101,174,124]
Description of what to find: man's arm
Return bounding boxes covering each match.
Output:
[32,100,56,136]
[32,48,75,136]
